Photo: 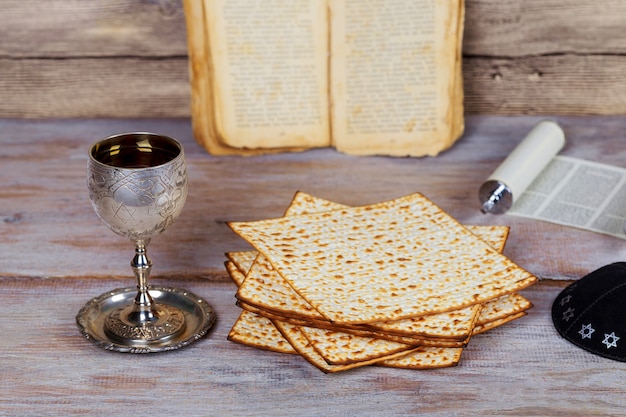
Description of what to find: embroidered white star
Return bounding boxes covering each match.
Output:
[560,295,572,306]
[603,332,620,349]
[562,307,575,322]
[578,324,595,339]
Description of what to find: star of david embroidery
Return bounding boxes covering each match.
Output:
[578,324,595,339]
[562,307,575,322]
[560,295,572,306]
[602,332,620,349]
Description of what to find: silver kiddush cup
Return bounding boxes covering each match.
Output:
[76,132,215,353]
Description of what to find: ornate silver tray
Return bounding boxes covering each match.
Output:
[76,286,216,353]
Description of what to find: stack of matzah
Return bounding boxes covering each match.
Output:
[224,192,536,373]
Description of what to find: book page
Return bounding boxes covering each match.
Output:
[329,0,463,156]
[204,0,330,149]
[508,156,626,240]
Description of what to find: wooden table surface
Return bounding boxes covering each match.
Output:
[2,116,626,416]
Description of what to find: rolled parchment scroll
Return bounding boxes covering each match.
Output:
[479,120,566,214]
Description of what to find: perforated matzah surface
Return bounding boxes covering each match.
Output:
[228,192,536,324]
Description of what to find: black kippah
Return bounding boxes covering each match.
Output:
[552,262,626,361]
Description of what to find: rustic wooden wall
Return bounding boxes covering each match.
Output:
[2,0,626,118]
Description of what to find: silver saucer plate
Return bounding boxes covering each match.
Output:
[76,286,216,353]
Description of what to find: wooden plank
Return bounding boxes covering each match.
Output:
[464,0,626,56]
[0,276,625,416]
[0,57,191,118]
[1,116,625,281]
[3,117,626,415]
[3,55,626,117]
[0,0,188,57]
[3,0,625,58]
[2,0,626,117]
[463,55,626,115]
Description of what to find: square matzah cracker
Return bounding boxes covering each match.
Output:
[225,193,532,371]
[272,320,428,373]
[236,244,481,339]
[225,251,258,283]
[473,312,527,335]
[475,292,532,328]
[227,194,525,342]
[230,193,523,340]
[228,192,537,324]
[285,192,510,253]
[227,254,530,356]
[228,309,297,354]
[234,194,510,340]
[236,300,468,347]
[299,325,414,365]
[378,346,463,369]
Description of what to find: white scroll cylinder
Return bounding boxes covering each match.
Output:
[479,120,566,214]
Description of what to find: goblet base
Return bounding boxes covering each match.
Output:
[76,286,216,353]
[104,303,187,343]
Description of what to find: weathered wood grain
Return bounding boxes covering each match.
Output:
[0,0,188,58]
[2,0,626,117]
[463,55,626,115]
[1,116,625,281]
[2,117,626,415]
[0,58,191,118]
[4,55,626,118]
[463,0,626,56]
[3,0,623,58]
[0,276,624,416]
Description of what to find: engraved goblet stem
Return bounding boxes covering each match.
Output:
[129,238,156,324]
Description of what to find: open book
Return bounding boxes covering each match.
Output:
[183,0,465,157]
